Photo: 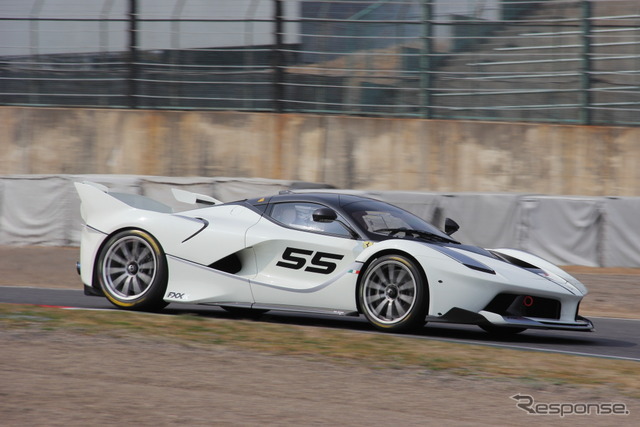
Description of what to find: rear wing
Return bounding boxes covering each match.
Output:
[74,182,172,222]
[75,181,225,223]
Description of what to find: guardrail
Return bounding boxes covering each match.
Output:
[1,0,638,125]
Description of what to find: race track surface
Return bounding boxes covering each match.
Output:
[1,285,639,361]
[2,246,639,426]
[1,245,640,360]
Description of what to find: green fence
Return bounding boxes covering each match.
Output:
[1,0,638,125]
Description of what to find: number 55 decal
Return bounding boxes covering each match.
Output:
[276,247,344,275]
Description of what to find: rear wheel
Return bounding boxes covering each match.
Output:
[359,254,428,332]
[96,229,168,311]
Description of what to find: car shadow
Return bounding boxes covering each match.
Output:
[163,304,636,351]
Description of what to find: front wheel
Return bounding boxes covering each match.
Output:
[358,254,428,333]
[96,229,168,311]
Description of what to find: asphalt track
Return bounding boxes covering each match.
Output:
[2,285,638,362]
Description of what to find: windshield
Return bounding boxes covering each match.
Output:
[341,199,454,242]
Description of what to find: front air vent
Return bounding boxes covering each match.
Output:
[484,293,561,320]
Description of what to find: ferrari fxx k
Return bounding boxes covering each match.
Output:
[75,182,593,334]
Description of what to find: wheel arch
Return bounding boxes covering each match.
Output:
[92,227,168,307]
[355,248,430,315]
[93,226,164,279]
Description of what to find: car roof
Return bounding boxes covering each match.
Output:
[246,191,375,210]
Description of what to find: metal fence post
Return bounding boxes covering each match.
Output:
[420,1,433,119]
[580,0,592,125]
[273,0,285,113]
[128,0,138,109]
[29,0,45,106]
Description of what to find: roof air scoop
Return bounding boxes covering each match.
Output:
[171,188,223,205]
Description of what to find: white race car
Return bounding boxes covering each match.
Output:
[75,182,593,334]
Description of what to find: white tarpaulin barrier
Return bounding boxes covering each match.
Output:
[519,196,602,268]
[0,176,73,246]
[602,197,640,268]
[1,174,639,267]
[428,193,523,249]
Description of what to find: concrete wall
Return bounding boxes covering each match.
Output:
[2,106,640,196]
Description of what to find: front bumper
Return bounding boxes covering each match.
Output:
[428,307,594,332]
[479,310,594,331]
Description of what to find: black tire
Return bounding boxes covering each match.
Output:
[96,229,168,311]
[479,324,527,335]
[358,254,428,332]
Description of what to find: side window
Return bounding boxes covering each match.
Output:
[271,203,300,227]
[270,202,352,237]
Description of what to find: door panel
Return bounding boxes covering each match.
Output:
[246,216,364,309]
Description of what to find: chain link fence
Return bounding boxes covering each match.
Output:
[1,0,638,125]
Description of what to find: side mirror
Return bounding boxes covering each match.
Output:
[312,207,338,223]
[444,218,460,236]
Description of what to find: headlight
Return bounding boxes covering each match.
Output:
[536,270,581,295]
[430,245,495,275]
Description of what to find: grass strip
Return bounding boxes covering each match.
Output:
[1,303,638,398]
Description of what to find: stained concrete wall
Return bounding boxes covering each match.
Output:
[2,106,640,196]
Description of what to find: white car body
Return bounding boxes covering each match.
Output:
[75,182,593,334]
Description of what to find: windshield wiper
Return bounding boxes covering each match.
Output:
[373,228,456,243]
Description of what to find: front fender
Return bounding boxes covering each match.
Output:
[355,240,450,264]
[491,248,588,295]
